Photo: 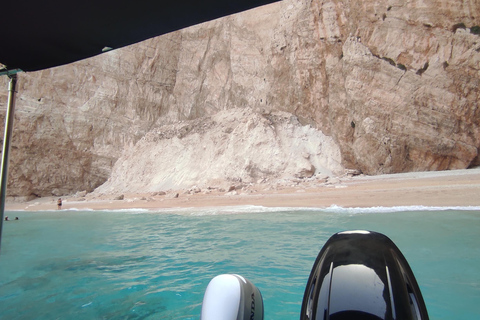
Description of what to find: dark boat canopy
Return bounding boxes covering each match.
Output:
[0,0,280,72]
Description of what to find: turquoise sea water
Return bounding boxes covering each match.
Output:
[0,206,479,320]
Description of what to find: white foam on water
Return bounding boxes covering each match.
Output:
[222,204,479,215]
[321,204,480,214]
[13,204,480,216]
[63,207,94,212]
[150,205,301,216]
[83,204,480,216]
[90,208,151,214]
[141,204,480,216]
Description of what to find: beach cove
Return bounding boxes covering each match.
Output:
[6,168,480,212]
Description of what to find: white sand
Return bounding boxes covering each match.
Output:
[6,168,480,211]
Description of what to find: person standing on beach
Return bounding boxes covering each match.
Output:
[57,198,62,210]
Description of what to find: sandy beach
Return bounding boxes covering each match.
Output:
[5,168,480,212]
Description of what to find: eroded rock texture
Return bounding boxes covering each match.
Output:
[1,0,479,196]
[96,108,343,194]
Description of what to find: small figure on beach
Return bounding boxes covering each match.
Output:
[57,198,62,210]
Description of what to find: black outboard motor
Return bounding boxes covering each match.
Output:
[300,230,429,320]
[201,274,264,320]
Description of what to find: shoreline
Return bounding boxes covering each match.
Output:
[5,168,480,212]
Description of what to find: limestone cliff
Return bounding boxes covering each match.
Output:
[1,0,479,197]
[96,108,342,194]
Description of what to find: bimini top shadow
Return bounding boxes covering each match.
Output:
[0,0,280,72]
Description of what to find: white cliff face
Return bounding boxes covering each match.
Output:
[96,108,342,194]
[1,0,479,197]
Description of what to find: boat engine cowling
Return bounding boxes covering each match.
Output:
[201,274,264,320]
[300,230,429,320]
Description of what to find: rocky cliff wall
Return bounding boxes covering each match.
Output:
[1,0,479,197]
[96,108,343,194]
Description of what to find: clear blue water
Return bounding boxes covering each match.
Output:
[0,206,479,320]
